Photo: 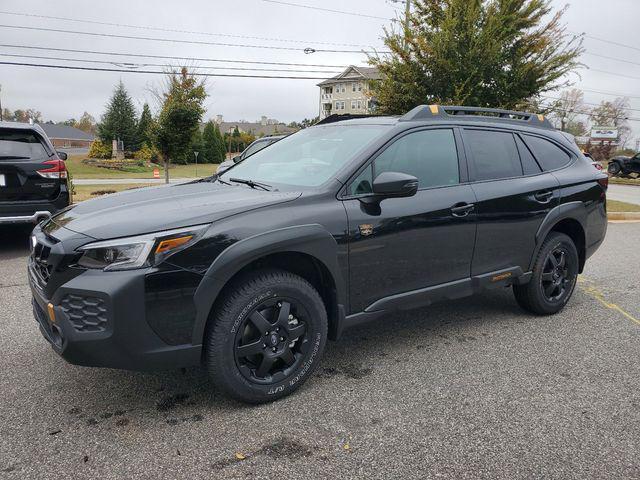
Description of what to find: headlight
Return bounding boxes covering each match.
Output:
[76,224,208,271]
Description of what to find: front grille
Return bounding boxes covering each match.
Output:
[60,294,108,332]
[30,241,52,288]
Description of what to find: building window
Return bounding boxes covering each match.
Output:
[358,83,363,92]
[352,82,357,92]
[357,100,362,109]
[335,101,345,110]
[351,100,357,109]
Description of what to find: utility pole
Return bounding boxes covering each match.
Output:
[389,0,411,46]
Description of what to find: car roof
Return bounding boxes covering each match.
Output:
[0,121,47,135]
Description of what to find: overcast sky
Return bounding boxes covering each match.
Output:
[0,0,638,143]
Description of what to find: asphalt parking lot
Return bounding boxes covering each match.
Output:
[1,222,638,479]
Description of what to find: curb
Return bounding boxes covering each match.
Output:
[608,212,640,221]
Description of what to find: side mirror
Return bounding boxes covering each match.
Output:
[372,171,418,198]
[56,151,68,160]
[232,156,241,163]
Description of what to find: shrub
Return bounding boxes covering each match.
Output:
[88,140,112,159]
[133,144,159,163]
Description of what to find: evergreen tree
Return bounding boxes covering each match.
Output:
[215,124,227,160]
[97,81,138,150]
[137,103,153,149]
[202,121,222,164]
[369,0,584,114]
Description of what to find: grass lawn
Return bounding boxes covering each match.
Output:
[608,200,640,212]
[73,183,154,202]
[609,177,640,186]
[67,154,219,180]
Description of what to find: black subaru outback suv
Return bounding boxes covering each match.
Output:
[28,106,607,403]
[1,122,71,224]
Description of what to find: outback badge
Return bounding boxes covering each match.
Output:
[359,224,374,236]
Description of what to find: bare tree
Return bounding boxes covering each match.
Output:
[548,88,588,135]
[589,98,632,148]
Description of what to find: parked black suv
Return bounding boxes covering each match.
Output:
[0,122,71,224]
[28,106,608,403]
[608,151,640,177]
[216,135,285,174]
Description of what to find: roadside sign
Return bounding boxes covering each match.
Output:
[591,127,618,139]
[153,168,160,179]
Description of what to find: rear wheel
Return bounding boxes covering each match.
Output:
[514,232,579,315]
[205,269,327,403]
[607,162,621,176]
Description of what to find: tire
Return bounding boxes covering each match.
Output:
[205,269,327,403]
[607,162,621,176]
[513,232,579,315]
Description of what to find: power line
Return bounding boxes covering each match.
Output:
[586,67,640,81]
[585,52,640,68]
[0,43,347,68]
[0,60,331,80]
[0,24,376,54]
[260,0,391,20]
[541,95,640,113]
[540,103,640,123]
[570,31,640,53]
[0,52,343,74]
[0,9,375,48]
[582,88,640,100]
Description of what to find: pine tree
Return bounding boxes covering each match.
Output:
[215,124,227,160]
[97,81,138,150]
[137,103,153,149]
[202,121,221,164]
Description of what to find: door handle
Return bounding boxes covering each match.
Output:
[534,190,554,203]
[451,203,475,217]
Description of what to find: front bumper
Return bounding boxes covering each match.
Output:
[29,264,202,372]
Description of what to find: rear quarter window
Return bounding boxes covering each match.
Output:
[522,134,572,171]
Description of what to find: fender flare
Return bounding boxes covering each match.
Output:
[528,201,587,271]
[191,224,345,345]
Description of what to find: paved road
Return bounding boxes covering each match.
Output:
[0,223,638,479]
[608,184,640,206]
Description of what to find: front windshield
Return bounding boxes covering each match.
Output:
[220,125,388,188]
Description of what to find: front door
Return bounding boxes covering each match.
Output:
[342,128,477,314]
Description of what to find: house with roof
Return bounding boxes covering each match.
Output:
[39,123,95,148]
[317,66,382,119]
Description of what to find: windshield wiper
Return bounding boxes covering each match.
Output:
[229,177,272,191]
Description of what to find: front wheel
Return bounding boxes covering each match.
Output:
[205,269,327,403]
[514,232,579,315]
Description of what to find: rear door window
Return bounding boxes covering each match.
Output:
[464,130,522,181]
[0,130,48,161]
[522,135,572,171]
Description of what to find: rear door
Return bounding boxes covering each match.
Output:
[463,128,561,276]
[0,128,59,203]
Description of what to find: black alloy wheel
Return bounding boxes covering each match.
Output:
[234,298,309,384]
[513,232,579,315]
[540,247,571,302]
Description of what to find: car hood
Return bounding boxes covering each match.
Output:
[51,181,301,240]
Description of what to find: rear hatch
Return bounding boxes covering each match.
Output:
[0,128,64,203]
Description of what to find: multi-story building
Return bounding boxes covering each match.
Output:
[317,66,381,119]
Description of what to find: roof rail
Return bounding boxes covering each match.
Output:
[315,113,380,125]
[399,105,554,129]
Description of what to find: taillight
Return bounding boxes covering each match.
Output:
[37,159,67,179]
[597,176,608,190]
